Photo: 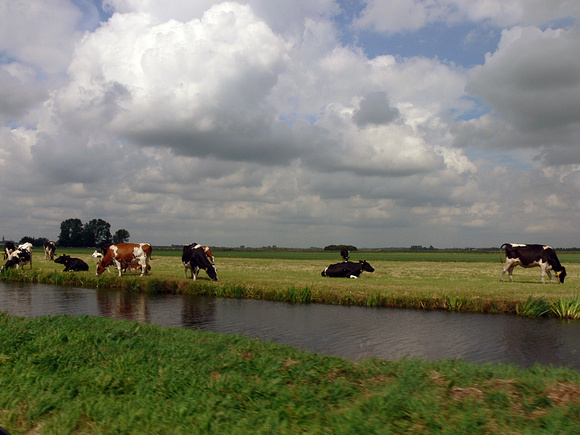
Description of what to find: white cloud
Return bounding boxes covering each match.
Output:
[460,26,580,165]
[0,0,578,249]
[354,0,580,33]
[0,0,84,74]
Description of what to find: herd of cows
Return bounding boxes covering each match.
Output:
[0,241,568,284]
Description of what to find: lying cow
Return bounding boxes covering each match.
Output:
[44,241,56,261]
[3,241,15,260]
[96,243,152,277]
[321,260,374,278]
[182,243,218,280]
[500,243,566,284]
[54,254,89,272]
[1,248,31,271]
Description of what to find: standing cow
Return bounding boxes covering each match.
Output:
[182,243,218,281]
[96,243,152,277]
[16,243,33,269]
[44,241,56,261]
[500,243,566,284]
[1,247,31,271]
[321,260,374,278]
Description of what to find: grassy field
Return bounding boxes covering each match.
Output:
[4,248,580,316]
[1,313,580,434]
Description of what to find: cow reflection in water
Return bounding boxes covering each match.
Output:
[321,260,374,278]
[96,289,149,323]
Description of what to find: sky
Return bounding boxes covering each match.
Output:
[1,0,579,249]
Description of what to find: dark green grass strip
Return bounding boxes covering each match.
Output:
[1,313,579,434]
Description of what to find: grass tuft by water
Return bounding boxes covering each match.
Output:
[516,296,552,318]
[551,295,580,319]
[287,286,312,303]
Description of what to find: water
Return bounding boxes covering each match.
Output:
[1,281,580,369]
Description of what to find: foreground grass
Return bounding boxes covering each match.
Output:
[1,313,579,434]
[3,249,580,317]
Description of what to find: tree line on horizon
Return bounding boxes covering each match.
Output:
[4,219,131,249]
[57,218,130,248]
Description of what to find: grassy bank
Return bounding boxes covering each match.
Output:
[2,249,580,317]
[1,313,579,433]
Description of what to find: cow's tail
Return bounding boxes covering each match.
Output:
[499,243,509,264]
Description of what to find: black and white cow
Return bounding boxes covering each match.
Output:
[54,254,89,272]
[340,248,349,262]
[182,243,218,281]
[16,242,33,269]
[1,248,31,271]
[500,243,566,284]
[44,241,56,261]
[3,241,15,260]
[321,260,374,278]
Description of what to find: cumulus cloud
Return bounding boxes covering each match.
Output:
[458,26,580,166]
[0,0,578,248]
[56,4,297,164]
[354,0,580,33]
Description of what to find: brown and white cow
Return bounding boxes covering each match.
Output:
[500,243,566,284]
[96,243,152,277]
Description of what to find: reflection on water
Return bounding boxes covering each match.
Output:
[1,281,580,369]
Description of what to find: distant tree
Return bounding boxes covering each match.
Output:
[324,244,357,252]
[113,229,130,244]
[57,218,84,247]
[18,236,49,248]
[83,219,112,247]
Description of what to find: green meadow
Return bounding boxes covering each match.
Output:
[4,248,580,316]
[2,249,580,433]
[1,313,580,434]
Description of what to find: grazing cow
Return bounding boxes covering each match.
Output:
[340,248,349,262]
[182,243,218,280]
[54,254,89,272]
[44,241,56,261]
[500,243,566,284]
[96,243,152,277]
[16,242,33,269]
[321,260,374,278]
[1,248,31,271]
[3,241,15,260]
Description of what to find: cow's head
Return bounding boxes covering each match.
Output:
[2,256,20,270]
[96,262,108,275]
[206,264,218,281]
[556,267,567,284]
[360,260,374,273]
[54,254,70,264]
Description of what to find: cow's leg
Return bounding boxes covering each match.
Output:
[139,259,147,277]
[501,260,516,282]
[539,263,550,284]
[113,259,123,277]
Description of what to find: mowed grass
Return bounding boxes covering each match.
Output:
[5,249,580,314]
